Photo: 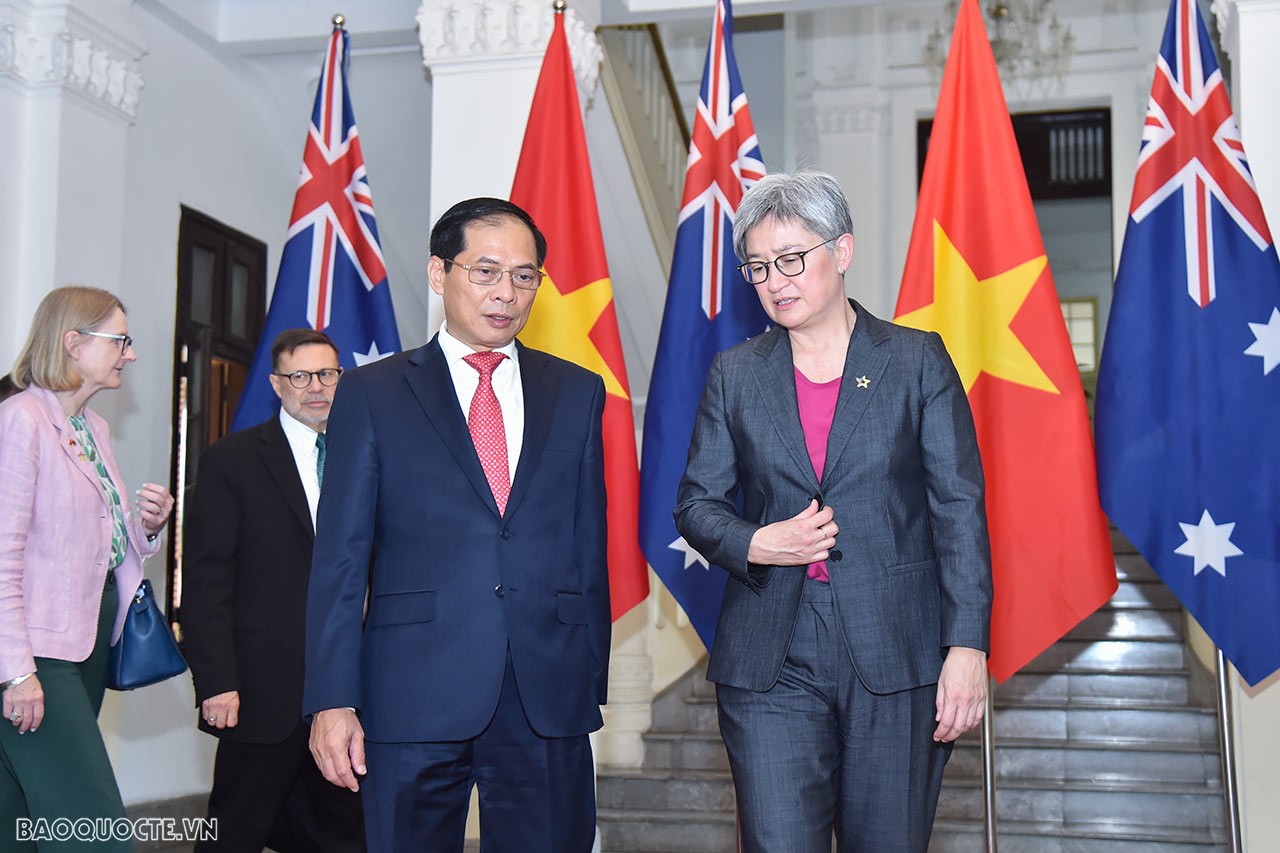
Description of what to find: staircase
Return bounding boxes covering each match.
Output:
[596,532,1228,852]
[597,665,735,853]
[930,530,1227,851]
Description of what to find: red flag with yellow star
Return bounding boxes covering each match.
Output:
[511,8,648,621]
[894,0,1116,682]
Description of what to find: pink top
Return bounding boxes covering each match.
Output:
[794,368,841,582]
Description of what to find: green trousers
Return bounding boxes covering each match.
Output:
[0,571,130,852]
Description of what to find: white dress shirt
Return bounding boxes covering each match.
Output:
[279,408,323,529]
[437,322,525,484]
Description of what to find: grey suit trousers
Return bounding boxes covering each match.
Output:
[716,579,951,853]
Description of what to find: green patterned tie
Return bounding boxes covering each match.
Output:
[316,432,327,488]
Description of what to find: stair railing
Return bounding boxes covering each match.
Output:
[598,24,690,278]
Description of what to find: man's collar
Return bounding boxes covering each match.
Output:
[437,321,520,366]
[278,406,320,440]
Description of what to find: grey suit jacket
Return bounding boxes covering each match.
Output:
[674,300,992,694]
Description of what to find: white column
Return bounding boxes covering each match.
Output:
[1210,1,1280,849]
[416,0,601,335]
[806,90,894,315]
[0,0,143,367]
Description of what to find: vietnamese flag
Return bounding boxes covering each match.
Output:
[511,8,649,621]
[893,0,1116,682]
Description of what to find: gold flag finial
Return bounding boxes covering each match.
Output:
[332,13,345,28]
[553,0,566,14]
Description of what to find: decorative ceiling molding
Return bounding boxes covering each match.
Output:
[1213,0,1280,73]
[416,1,601,94]
[1212,0,1238,65]
[0,13,143,122]
[817,102,889,136]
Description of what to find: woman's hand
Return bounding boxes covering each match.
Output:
[135,483,175,536]
[3,674,44,735]
[934,646,987,742]
[747,499,838,567]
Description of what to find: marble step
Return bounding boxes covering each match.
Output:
[996,669,1194,707]
[945,735,1220,784]
[1064,607,1182,641]
[597,807,736,853]
[935,777,1225,832]
[1021,637,1187,672]
[651,691,720,733]
[596,767,735,814]
[643,730,730,772]
[929,817,1225,852]
[968,703,1217,744]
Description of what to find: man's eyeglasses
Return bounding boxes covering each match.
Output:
[273,368,344,389]
[79,330,134,352]
[447,260,544,291]
[736,237,838,286]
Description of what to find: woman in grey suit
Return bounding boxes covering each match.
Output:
[675,171,993,852]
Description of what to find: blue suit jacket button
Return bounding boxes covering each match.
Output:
[829,549,843,562]
[494,584,505,597]
[500,529,512,539]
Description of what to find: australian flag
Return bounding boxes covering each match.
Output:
[639,0,769,651]
[1095,0,1280,685]
[231,23,400,431]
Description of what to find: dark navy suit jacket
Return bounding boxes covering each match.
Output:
[303,335,610,742]
[675,301,992,695]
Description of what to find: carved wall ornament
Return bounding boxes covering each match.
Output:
[1211,0,1238,66]
[0,16,143,122]
[417,0,601,95]
[813,102,890,136]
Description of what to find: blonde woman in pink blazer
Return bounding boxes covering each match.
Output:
[0,286,174,848]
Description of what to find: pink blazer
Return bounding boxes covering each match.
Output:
[0,386,157,683]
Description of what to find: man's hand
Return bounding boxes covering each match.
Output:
[934,646,987,742]
[309,708,366,792]
[747,499,838,567]
[201,691,240,729]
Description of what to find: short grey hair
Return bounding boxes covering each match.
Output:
[732,171,853,262]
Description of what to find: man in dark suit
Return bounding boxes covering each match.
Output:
[183,329,365,853]
[675,171,992,851]
[304,197,611,853]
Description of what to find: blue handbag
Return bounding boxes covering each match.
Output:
[107,578,188,691]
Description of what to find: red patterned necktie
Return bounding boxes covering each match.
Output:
[463,351,511,514]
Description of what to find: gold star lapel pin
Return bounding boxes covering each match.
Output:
[855,375,871,389]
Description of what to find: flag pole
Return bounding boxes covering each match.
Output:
[1215,649,1243,852]
[981,674,998,851]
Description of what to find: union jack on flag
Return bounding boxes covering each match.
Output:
[1096,0,1280,685]
[231,23,400,432]
[1128,0,1272,307]
[639,0,769,650]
